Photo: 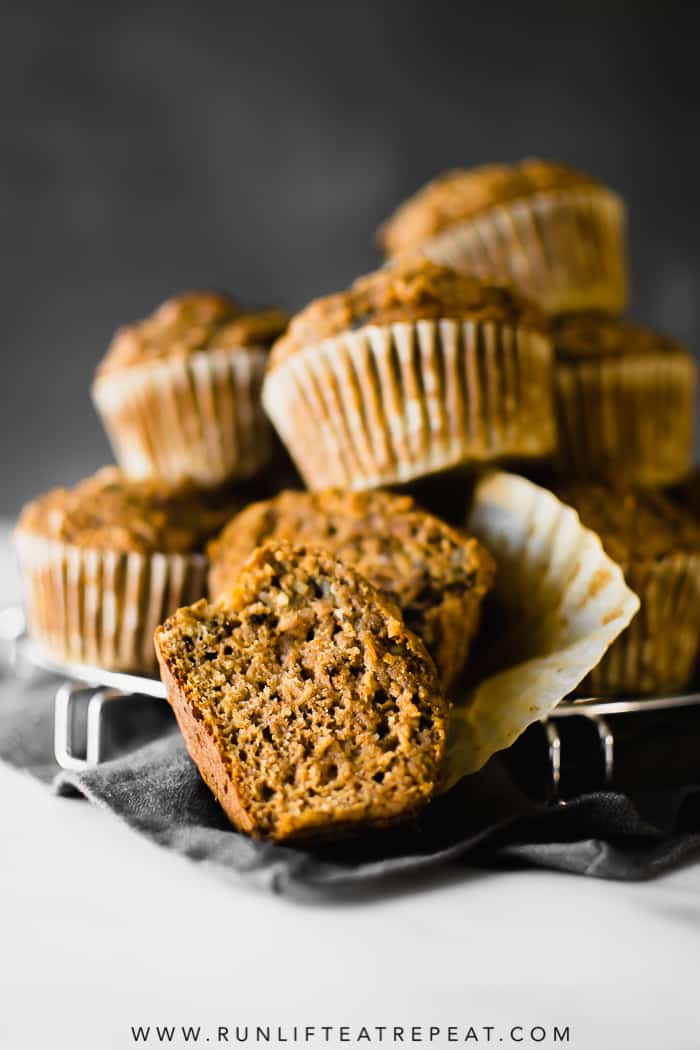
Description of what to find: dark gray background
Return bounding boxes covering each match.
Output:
[2,0,698,515]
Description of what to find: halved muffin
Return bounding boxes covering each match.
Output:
[378,160,628,316]
[93,292,288,487]
[262,257,555,490]
[155,542,448,841]
[15,467,240,672]
[207,488,495,690]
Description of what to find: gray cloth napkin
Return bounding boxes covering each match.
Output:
[3,667,700,898]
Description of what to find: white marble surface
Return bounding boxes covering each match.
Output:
[1,525,699,1050]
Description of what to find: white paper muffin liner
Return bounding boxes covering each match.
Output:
[92,346,272,487]
[417,187,628,316]
[439,471,640,790]
[553,350,695,485]
[15,531,207,673]
[585,554,700,696]
[262,319,555,490]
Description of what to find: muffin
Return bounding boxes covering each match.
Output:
[93,292,289,487]
[208,488,494,690]
[378,160,628,316]
[552,314,696,486]
[558,483,700,696]
[262,257,555,490]
[155,542,448,841]
[15,467,242,672]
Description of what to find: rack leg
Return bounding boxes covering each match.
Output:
[542,719,563,803]
[589,714,615,785]
[54,682,114,771]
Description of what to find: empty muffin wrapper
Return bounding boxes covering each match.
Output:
[439,470,640,791]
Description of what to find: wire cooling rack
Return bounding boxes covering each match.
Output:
[3,605,700,798]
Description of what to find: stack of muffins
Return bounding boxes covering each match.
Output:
[14,157,700,841]
[262,159,700,701]
[16,293,290,673]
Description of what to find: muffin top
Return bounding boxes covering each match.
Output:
[557,483,700,568]
[208,487,494,605]
[554,313,687,361]
[97,292,289,377]
[17,467,245,554]
[268,257,546,368]
[379,159,603,256]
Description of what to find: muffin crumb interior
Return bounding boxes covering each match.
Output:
[156,543,447,839]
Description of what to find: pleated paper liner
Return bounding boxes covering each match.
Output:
[262,319,556,491]
[584,554,700,697]
[14,532,207,673]
[439,471,639,791]
[416,187,628,316]
[552,349,695,486]
[92,346,272,487]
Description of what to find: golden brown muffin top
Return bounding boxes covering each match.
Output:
[379,159,603,256]
[554,313,688,361]
[97,292,289,377]
[208,487,494,606]
[268,257,546,368]
[17,467,245,554]
[557,483,700,568]
[207,488,495,690]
